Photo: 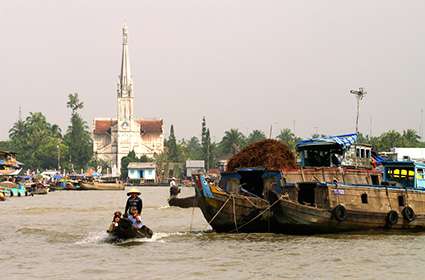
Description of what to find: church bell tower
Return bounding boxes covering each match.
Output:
[116,23,139,172]
[117,23,134,129]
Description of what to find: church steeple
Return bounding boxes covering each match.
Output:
[117,23,134,126]
[118,23,133,97]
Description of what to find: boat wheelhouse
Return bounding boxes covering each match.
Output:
[382,161,425,189]
[284,133,381,185]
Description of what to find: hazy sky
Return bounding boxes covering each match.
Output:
[1,0,425,141]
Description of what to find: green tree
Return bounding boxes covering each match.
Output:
[201,117,214,169]
[219,129,246,155]
[0,140,11,151]
[246,129,266,145]
[186,136,203,159]
[9,112,64,170]
[120,150,138,179]
[372,130,403,152]
[402,129,421,147]
[67,92,84,114]
[166,125,179,161]
[64,93,93,171]
[276,128,301,151]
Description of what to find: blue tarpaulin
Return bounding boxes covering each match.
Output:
[296,133,358,151]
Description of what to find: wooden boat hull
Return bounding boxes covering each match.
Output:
[109,218,153,240]
[195,187,273,233]
[80,182,125,191]
[32,188,48,195]
[273,181,425,234]
[273,198,425,233]
[168,196,198,208]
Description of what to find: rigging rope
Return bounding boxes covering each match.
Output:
[231,196,283,233]
[206,195,232,225]
[232,195,238,233]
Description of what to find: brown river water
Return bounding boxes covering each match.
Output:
[2,186,425,280]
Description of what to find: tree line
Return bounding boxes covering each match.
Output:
[1,93,93,171]
[1,100,424,173]
[163,121,425,169]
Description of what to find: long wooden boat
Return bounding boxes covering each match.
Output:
[28,183,49,195]
[168,195,198,208]
[80,182,125,190]
[273,160,425,233]
[108,218,153,240]
[193,171,277,233]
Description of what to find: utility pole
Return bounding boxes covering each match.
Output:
[420,108,424,140]
[57,144,60,171]
[269,124,273,139]
[350,87,367,134]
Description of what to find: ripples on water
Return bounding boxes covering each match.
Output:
[2,187,425,279]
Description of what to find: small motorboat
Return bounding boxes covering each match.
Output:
[108,218,153,240]
[168,195,198,208]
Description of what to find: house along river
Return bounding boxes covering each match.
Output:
[1,187,425,280]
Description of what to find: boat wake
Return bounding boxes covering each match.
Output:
[75,231,109,245]
[76,230,207,246]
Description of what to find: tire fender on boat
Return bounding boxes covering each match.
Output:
[402,206,415,222]
[386,210,399,226]
[332,204,347,222]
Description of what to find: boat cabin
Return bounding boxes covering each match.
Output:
[219,168,282,198]
[297,133,372,169]
[382,161,425,189]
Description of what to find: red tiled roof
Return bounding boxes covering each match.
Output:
[94,119,116,134]
[93,119,163,135]
[138,119,163,134]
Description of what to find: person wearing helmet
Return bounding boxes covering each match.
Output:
[124,188,143,216]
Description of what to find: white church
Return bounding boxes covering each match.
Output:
[92,24,164,175]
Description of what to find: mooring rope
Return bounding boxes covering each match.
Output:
[206,195,232,225]
[189,190,198,232]
[243,196,265,209]
[232,195,239,233]
[231,196,283,233]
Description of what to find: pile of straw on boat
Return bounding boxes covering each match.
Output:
[226,139,296,172]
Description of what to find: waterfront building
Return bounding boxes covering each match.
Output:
[92,24,164,175]
[127,162,157,183]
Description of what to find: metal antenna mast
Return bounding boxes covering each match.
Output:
[350,87,367,134]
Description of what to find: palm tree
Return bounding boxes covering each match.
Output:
[246,130,266,145]
[9,119,26,140]
[276,128,300,151]
[67,93,84,115]
[402,129,420,147]
[220,129,246,155]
